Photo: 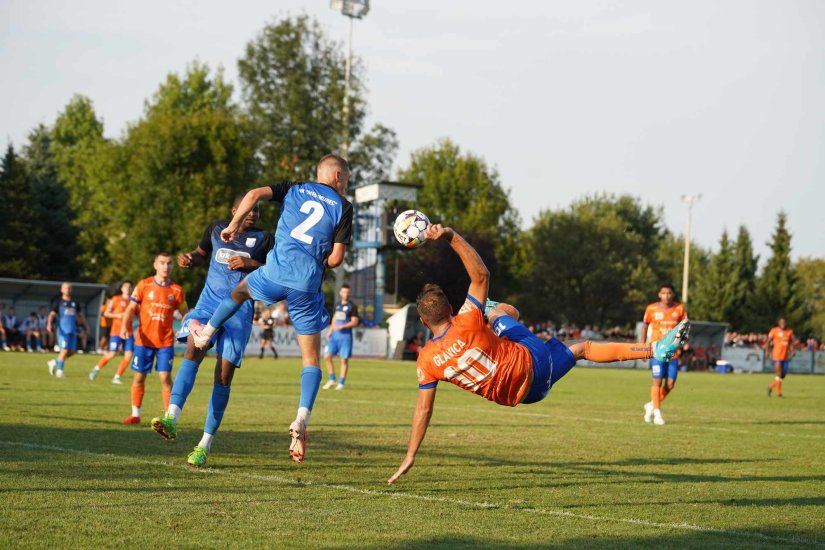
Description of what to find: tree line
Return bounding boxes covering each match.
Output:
[1,15,821,341]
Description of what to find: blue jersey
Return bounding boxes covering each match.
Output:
[194,220,273,312]
[332,301,359,335]
[261,181,353,293]
[53,299,79,334]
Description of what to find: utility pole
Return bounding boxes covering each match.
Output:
[681,194,702,305]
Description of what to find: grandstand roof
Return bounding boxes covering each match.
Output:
[0,278,107,306]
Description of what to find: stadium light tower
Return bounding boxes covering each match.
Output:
[680,194,702,305]
[330,0,369,159]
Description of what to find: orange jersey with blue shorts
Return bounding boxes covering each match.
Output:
[416,297,534,407]
[768,327,794,361]
[131,277,186,348]
[108,295,133,337]
[644,302,687,343]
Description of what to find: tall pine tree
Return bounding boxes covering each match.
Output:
[0,144,39,277]
[730,225,759,331]
[754,212,804,329]
[692,230,736,322]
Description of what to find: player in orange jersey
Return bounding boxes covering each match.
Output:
[640,284,687,426]
[119,253,187,425]
[766,318,796,398]
[89,281,136,384]
[387,225,689,484]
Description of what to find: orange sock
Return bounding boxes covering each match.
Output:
[131,384,145,408]
[116,357,130,377]
[768,380,776,390]
[583,341,652,362]
[776,379,783,396]
[651,385,661,409]
[96,356,110,369]
[161,387,171,410]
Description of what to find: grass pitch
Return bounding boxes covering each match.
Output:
[1,352,823,549]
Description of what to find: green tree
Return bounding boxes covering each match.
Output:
[729,225,759,331]
[754,212,804,328]
[524,195,663,325]
[692,230,736,322]
[795,257,825,342]
[0,144,39,277]
[348,123,399,186]
[238,15,365,182]
[22,124,81,280]
[396,139,525,302]
[51,95,115,280]
[115,63,257,302]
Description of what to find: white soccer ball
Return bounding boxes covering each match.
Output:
[393,209,430,248]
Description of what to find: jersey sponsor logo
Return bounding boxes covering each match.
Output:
[245,237,257,247]
[654,312,664,320]
[433,338,467,367]
[215,248,252,265]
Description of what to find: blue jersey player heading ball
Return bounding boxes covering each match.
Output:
[150,195,273,467]
[192,154,353,463]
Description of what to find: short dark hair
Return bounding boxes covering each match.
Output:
[416,284,451,326]
[121,279,133,287]
[340,284,350,290]
[156,251,173,259]
[318,153,349,173]
[659,283,676,293]
[233,194,245,207]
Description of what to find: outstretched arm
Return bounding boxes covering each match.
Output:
[424,224,489,305]
[388,388,437,485]
[221,187,273,243]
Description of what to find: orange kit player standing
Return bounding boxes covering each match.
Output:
[120,253,187,425]
[89,280,136,384]
[640,284,687,426]
[766,318,796,398]
[387,225,689,485]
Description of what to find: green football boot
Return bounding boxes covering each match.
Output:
[483,299,501,319]
[150,413,177,441]
[653,319,690,362]
[187,446,208,467]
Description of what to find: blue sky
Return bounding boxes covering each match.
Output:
[2,0,823,262]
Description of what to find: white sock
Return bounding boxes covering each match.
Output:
[203,323,217,337]
[167,404,182,422]
[198,432,214,450]
[296,407,310,425]
[131,405,141,417]
[93,366,100,372]
[653,408,662,414]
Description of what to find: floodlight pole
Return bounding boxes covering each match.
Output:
[681,194,701,305]
[342,14,353,159]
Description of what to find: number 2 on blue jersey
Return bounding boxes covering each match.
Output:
[290,200,324,244]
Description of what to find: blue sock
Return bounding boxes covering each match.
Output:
[0,338,5,346]
[338,377,346,386]
[34,337,41,350]
[56,359,64,371]
[204,384,231,435]
[170,358,199,409]
[298,366,322,410]
[327,372,336,382]
[209,297,244,330]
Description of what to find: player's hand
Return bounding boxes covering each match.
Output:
[119,329,128,340]
[177,252,193,268]
[423,224,454,242]
[388,456,415,485]
[227,256,248,270]
[220,222,241,244]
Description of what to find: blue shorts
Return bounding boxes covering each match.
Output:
[492,316,577,405]
[132,345,175,374]
[246,270,330,335]
[177,305,253,367]
[774,360,789,377]
[57,330,77,352]
[108,335,135,353]
[325,331,353,359]
[650,359,679,380]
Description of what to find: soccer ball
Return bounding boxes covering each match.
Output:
[393,209,430,248]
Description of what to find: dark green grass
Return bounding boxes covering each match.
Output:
[1,352,823,549]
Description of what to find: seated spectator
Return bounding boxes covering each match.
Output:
[21,312,43,352]
[2,307,21,350]
[0,304,8,351]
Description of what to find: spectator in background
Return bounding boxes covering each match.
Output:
[37,306,51,351]
[21,312,43,352]
[0,304,8,351]
[3,307,20,349]
[362,305,379,328]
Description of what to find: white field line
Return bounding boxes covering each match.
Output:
[1,440,822,547]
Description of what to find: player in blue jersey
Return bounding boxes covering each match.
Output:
[192,154,353,463]
[322,284,359,390]
[47,282,90,378]
[149,196,273,467]
[21,312,43,352]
